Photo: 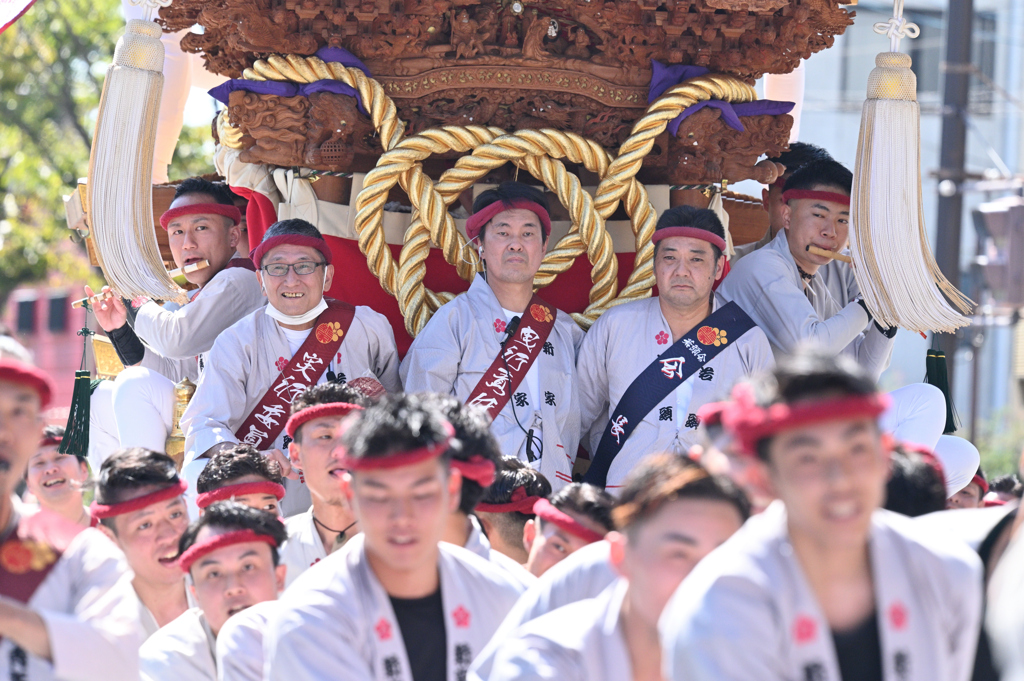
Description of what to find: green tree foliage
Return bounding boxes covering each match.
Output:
[0,0,214,306]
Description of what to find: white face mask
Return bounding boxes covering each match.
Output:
[263,266,329,325]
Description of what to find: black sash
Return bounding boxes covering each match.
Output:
[583,301,756,488]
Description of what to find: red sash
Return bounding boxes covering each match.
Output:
[466,297,557,420]
[0,511,83,643]
[235,299,356,450]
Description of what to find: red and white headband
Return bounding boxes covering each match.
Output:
[338,422,456,471]
[651,226,727,252]
[465,199,551,242]
[178,529,279,573]
[159,204,242,230]
[285,402,365,440]
[781,189,851,207]
[196,481,287,509]
[708,384,890,457]
[971,473,989,495]
[451,455,496,487]
[476,486,543,514]
[533,498,606,544]
[90,478,188,519]
[250,234,334,269]
[39,436,63,448]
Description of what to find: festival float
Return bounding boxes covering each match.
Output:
[63,0,973,459]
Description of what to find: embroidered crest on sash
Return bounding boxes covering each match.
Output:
[316,321,345,343]
[697,325,728,346]
[530,304,552,323]
[0,538,56,574]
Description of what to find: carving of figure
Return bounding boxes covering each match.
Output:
[521,12,548,59]
[564,26,590,59]
[501,8,518,46]
[452,10,483,58]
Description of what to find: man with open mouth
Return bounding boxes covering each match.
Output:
[24,425,93,527]
[87,178,266,470]
[265,393,526,681]
[0,359,143,680]
[180,218,401,518]
[140,501,287,681]
[92,448,192,640]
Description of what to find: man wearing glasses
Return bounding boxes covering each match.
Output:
[180,219,400,517]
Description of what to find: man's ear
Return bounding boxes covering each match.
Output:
[607,531,628,576]
[323,263,335,292]
[714,254,726,281]
[226,218,242,250]
[288,442,303,472]
[256,270,265,293]
[523,518,537,552]
[447,468,463,513]
[97,523,118,544]
[275,564,288,593]
[781,202,792,231]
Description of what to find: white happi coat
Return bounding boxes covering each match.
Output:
[473,540,616,679]
[660,502,983,681]
[280,507,327,587]
[181,304,400,516]
[136,263,265,381]
[216,600,279,681]
[140,607,217,681]
[401,275,584,489]
[0,520,142,681]
[483,579,632,681]
[576,295,773,490]
[987,516,1024,681]
[265,534,526,681]
[717,230,894,380]
[457,516,536,590]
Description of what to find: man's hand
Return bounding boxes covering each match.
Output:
[84,285,127,332]
[265,448,300,480]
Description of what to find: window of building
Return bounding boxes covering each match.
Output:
[16,298,37,335]
[48,294,68,333]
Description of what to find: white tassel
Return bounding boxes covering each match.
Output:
[707,190,734,259]
[87,20,187,304]
[849,5,973,334]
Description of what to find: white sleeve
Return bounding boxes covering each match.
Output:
[42,533,142,681]
[400,312,462,395]
[938,549,984,681]
[357,308,402,393]
[134,269,263,359]
[741,328,775,376]
[574,319,610,455]
[484,634,585,681]
[264,599,372,680]
[217,609,266,681]
[660,574,788,681]
[139,347,198,382]
[181,330,249,460]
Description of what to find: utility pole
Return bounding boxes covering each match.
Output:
[934,0,975,390]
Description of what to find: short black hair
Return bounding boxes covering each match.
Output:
[42,425,65,440]
[654,205,726,261]
[95,448,181,532]
[177,501,288,571]
[290,382,372,442]
[884,446,946,517]
[769,142,834,182]
[784,159,853,197]
[989,474,1023,497]
[262,218,326,243]
[173,178,237,206]
[547,482,615,534]
[749,348,878,461]
[476,456,552,549]
[340,393,460,467]
[196,444,283,494]
[613,454,750,532]
[417,394,502,515]
[472,181,550,242]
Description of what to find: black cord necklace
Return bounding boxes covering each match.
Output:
[797,265,815,281]
[312,514,358,545]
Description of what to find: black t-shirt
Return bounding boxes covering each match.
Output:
[832,612,883,681]
[390,589,446,681]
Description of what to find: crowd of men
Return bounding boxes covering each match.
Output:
[1,142,1023,681]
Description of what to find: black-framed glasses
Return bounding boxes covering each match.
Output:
[261,261,326,277]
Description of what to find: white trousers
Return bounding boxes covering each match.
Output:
[89,368,176,473]
[880,383,979,497]
[88,381,121,472]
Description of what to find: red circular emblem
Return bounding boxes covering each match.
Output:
[696,326,717,345]
[530,304,550,323]
[793,615,817,645]
[0,540,33,574]
[315,323,334,343]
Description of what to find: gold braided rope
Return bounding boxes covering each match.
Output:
[239,56,756,334]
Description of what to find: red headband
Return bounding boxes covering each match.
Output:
[712,384,890,457]
[901,442,946,488]
[39,436,63,448]
[781,189,851,207]
[0,360,54,408]
[971,474,989,495]
[452,455,496,487]
[285,403,365,440]
[475,486,542,514]
[179,529,279,573]
[465,199,551,242]
[651,226,728,252]
[90,478,188,519]
[195,481,287,509]
[159,203,242,230]
[250,234,334,269]
[339,422,455,471]
[533,498,606,544]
